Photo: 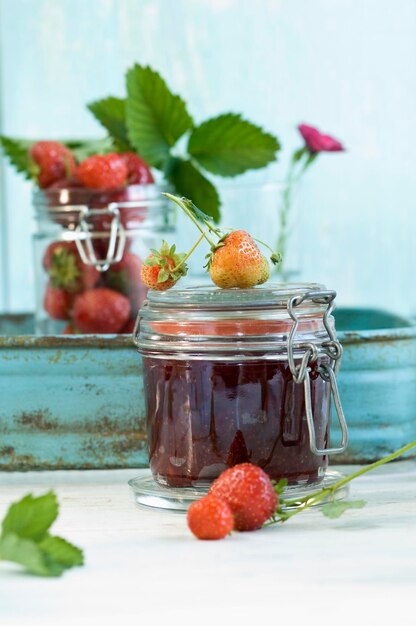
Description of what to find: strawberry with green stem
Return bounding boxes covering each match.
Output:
[140,240,191,291]
[187,440,416,540]
[162,193,282,289]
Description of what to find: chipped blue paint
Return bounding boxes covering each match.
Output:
[0,329,147,470]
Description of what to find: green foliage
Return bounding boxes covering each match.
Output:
[167,159,220,223]
[1,64,281,222]
[321,499,366,519]
[88,97,131,151]
[0,136,37,179]
[0,491,84,577]
[126,64,194,168]
[188,113,280,177]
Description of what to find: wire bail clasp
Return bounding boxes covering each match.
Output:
[287,290,348,456]
[75,203,126,272]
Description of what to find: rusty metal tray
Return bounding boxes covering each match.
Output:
[0,315,146,470]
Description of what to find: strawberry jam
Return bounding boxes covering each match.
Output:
[136,285,342,488]
[143,357,329,487]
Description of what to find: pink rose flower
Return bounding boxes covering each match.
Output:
[298,124,344,153]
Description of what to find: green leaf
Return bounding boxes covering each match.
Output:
[2,492,58,541]
[64,137,115,161]
[87,97,131,151]
[0,533,52,577]
[167,159,220,223]
[273,478,288,495]
[0,533,83,577]
[126,64,193,168]
[0,136,37,179]
[188,113,280,177]
[321,499,366,519]
[38,534,84,575]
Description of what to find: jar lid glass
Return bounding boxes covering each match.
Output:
[135,283,337,358]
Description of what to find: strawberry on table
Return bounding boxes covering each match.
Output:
[43,283,73,320]
[72,287,130,334]
[76,153,127,190]
[30,141,76,189]
[209,463,278,531]
[141,241,188,291]
[187,495,234,540]
[208,230,264,289]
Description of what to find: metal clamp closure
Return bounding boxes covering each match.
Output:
[74,204,126,272]
[287,289,348,456]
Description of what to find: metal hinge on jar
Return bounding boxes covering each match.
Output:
[287,289,348,456]
[74,204,126,272]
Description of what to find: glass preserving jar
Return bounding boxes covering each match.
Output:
[134,284,348,489]
[33,184,174,334]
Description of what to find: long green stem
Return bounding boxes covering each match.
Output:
[268,440,416,525]
[172,232,205,272]
[163,193,217,248]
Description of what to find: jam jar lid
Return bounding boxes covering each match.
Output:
[135,283,338,359]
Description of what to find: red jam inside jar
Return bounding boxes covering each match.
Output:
[136,285,340,488]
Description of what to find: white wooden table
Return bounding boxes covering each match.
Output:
[0,462,415,626]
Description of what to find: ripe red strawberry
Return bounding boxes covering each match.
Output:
[62,324,76,334]
[42,242,100,292]
[141,241,188,291]
[30,141,76,189]
[43,283,72,320]
[76,153,127,190]
[120,152,154,185]
[119,318,136,334]
[209,463,278,531]
[187,495,234,540]
[104,252,147,316]
[209,230,264,289]
[72,288,130,333]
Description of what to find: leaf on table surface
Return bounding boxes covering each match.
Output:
[0,532,84,577]
[1,491,58,541]
[321,499,366,519]
[188,113,280,177]
[38,534,84,575]
[126,64,193,169]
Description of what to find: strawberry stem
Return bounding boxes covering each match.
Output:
[163,193,217,248]
[267,440,416,525]
[171,232,205,272]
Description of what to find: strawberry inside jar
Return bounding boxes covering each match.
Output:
[135,284,348,488]
[33,182,174,335]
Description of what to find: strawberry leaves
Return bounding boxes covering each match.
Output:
[1,64,281,223]
[166,159,220,222]
[188,114,280,177]
[0,491,84,577]
[0,136,38,180]
[126,65,193,169]
[87,97,131,151]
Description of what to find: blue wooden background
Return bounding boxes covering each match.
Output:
[0,0,415,316]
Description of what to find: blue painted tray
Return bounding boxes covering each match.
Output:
[332,309,416,462]
[0,317,146,470]
[1,309,415,470]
